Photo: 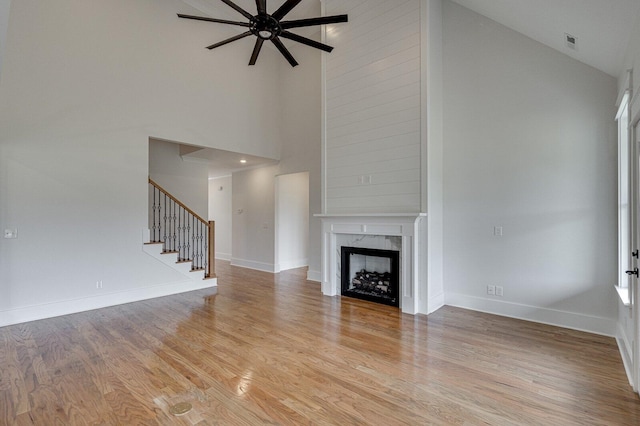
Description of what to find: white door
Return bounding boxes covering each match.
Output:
[634,120,640,392]
[617,83,637,392]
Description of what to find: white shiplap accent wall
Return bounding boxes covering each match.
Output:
[324,0,423,214]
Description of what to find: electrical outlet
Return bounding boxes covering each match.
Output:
[496,286,503,297]
[4,228,17,239]
[493,226,503,236]
[96,280,103,289]
[487,285,495,296]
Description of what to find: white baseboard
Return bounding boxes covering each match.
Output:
[307,269,321,282]
[216,252,231,261]
[231,257,276,273]
[617,321,634,388]
[445,293,616,337]
[0,278,217,328]
[277,258,309,272]
[426,291,445,315]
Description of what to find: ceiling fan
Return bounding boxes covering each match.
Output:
[178,0,348,67]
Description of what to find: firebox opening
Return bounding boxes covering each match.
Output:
[341,246,399,307]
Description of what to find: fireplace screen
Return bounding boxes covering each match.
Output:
[341,246,399,307]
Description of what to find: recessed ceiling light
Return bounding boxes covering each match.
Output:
[240,159,247,164]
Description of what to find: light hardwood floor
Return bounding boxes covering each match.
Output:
[1,261,639,425]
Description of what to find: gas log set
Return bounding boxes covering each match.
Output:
[350,269,392,296]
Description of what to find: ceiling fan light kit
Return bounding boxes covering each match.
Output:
[178,0,348,67]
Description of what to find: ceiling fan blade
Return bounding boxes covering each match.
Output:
[177,14,251,27]
[255,0,267,15]
[207,31,252,50]
[219,0,254,20]
[272,0,302,21]
[280,31,333,52]
[271,37,298,67]
[281,14,348,30]
[249,38,265,65]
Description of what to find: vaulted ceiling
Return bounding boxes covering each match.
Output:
[2,1,637,79]
[450,0,640,77]
[180,0,640,77]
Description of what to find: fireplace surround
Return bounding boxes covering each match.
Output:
[316,213,426,314]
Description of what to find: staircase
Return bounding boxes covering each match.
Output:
[143,178,216,283]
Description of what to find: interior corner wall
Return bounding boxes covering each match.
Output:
[442,1,618,335]
[209,176,232,261]
[0,0,283,325]
[149,139,208,219]
[277,31,323,281]
[425,0,445,314]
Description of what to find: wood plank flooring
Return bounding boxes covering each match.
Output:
[1,260,639,425]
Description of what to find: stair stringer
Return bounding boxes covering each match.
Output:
[142,229,217,285]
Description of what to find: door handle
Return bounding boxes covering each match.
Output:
[626,268,639,276]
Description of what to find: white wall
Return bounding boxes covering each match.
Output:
[0,0,10,78]
[442,1,618,335]
[275,172,309,271]
[277,31,323,280]
[425,0,445,313]
[149,139,208,219]
[231,165,279,272]
[324,0,423,214]
[224,27,323,278]
[208,176,232,260]
[620,11,640,125]
[0,0,284,325]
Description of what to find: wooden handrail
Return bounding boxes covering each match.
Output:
[149,178,208,225]
[149,178,215,279]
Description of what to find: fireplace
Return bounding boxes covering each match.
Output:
[317,213,427,314]
[341,246,399,307]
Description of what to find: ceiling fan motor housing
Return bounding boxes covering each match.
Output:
[253,15,281,40]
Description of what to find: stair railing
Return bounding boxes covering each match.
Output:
[149,178,215,279]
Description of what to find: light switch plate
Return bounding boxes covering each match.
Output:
[4,228,17,239]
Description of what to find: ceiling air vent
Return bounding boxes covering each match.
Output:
[565,33,577,50]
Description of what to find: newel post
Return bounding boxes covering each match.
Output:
[208,220,216,278]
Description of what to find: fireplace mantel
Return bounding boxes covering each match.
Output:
[315,213,427,315]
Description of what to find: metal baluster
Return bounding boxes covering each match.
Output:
[181,207,185,261]
[199,221,204,269]
[151,185,156,242]
[191,215,195,269]
[162,194,167,252]
[183,207,187,262]
[201,221,205,270]
[171,200,177,253]
[196,221,201,270]
[155,186,160,242]
[176,206,181,261]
